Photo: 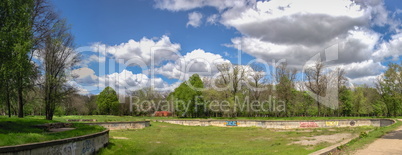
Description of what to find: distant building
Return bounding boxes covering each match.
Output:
[154,111,172,117]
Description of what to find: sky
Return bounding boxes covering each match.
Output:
[51,0,402,95]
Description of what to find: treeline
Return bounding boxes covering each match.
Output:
[130,62,402,118]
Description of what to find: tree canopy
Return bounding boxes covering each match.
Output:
[96,87,120,115]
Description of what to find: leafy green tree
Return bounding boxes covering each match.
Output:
[96,87,120,115]
[275,62,297,116]
[0,0,35,117]
[339,87,353,116]
[376,63,402,117]
[171,74,204,117]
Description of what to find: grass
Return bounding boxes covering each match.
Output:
[99,122,373,155]
[24,115,385,123]
[0,117,105,146]
[337,119,402,153]
[2,115,396,154]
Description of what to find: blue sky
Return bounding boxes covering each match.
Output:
[52,0,402,95]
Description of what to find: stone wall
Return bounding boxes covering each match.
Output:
[85,121,150,130]
[157,119,395,129]
[0,130,109,155]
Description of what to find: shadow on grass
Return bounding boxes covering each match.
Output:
[0,118,53,134]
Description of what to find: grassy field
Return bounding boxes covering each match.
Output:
[0,117,105,146]
[1,115,397,154]
[99,122,373,155]
[24,115,383,123]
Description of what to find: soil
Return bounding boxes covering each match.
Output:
[291,133,352,146]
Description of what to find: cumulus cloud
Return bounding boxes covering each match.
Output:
[221,0,372,45]
[91,35,181,66]
[72,67,98,85]
[71,67,182,94]
[373,32,402,61]
[187,12,203,27]
[155,49,230,80]
[153,0,402,86]
[340,60,386,79]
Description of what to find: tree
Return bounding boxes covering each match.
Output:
[339,87,352,116]
[376,63,402,117]
[275,62,297,116]
[171,74,204,117]
[0,0,35,117]
[131,87,164,116]
[305,61,327,116]
[96,87,120,115]
[248,63,266,101]
[216,63,246,97]
[39,20,79,120]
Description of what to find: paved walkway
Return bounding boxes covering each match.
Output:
[354,121,402,155]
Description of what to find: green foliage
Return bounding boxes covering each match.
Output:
[377,63,402,117]
[0,0,35,117]
[171,74,204,117]
[97,87,120,115]
[339,88,353,116]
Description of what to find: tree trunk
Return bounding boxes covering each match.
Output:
[18,84,24,118]
[6,84,11,118]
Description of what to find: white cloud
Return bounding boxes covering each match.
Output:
[155,49,230,80]
[98,69,180,93]
[72,67,98,84]
[71,67,182,94]
[89,54,106,63]
[340,60,386,79]
[187,12,203,27]
[373,32,402,61]
[206,14,219,25]
[154,0,254,11]
[349,75,380,86]
[221,0,370,45]
[91,35,181,66]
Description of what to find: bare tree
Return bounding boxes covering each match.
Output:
[248,63,266,100]
[39,20,79,120]
[304,61,327,116]
[216,63,246,97]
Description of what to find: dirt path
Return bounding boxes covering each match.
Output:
[354,122,402,155]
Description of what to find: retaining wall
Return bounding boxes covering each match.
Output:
[86,121,150,130]
[0,130,109,155]
[157,119,395,129]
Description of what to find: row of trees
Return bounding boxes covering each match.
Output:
[0,0,79,120]
[130,62,402,118]
[45,61,399,118]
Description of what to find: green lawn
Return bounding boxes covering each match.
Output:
[0,117,105,146]
[1,115,395,154]
[24,115,384,123]
[99,122,373,155]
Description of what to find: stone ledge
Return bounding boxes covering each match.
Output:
[0,129,109,154]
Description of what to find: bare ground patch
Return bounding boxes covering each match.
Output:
[291,133,352,146]
[112,136,129,139]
